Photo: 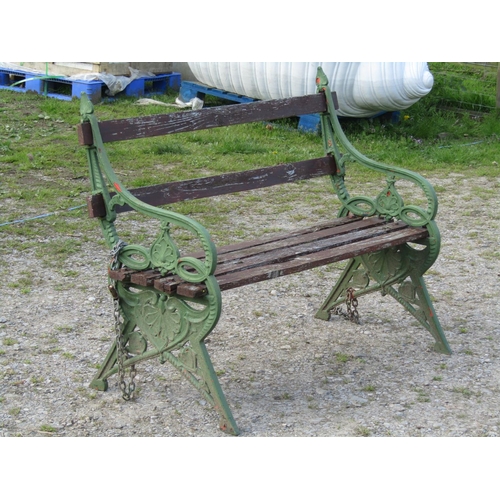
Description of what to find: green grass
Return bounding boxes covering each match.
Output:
[39,424,57,433]
[335,352,351,363]
[428,62,498,112]
[354,426,371,437]
[1,63,499,269]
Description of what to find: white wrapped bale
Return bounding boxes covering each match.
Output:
[187,62,433,117]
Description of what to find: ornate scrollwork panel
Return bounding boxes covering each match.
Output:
[361,247,406,286]
[119,244,152,271]
[116,278,221,355]
[150,222,180,274]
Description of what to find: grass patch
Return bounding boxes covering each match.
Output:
[452,387,475,398]
[39,424,57,433]
[335,352,352,363]
[354,426,371,437]
[1,63,499,276]
[415,388,430,403]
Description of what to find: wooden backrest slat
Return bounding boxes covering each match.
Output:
[78,92,338,145]
[87,156,337,217]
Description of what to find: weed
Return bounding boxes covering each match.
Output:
[55,325,74,334]
[274,393,292,400]
[2,338,17,346]
[415,388,430,403]
[453,387,473,398]
[335,352,351,363]
[355,426,371,437]
[39,424,57,433]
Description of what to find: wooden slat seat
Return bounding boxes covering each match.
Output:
[109,216,429,297]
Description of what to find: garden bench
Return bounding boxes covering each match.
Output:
[78,66,451,435]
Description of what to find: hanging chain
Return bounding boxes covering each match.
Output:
[345,287,360,324]
[333,287,360,324]
[108,240,137,401]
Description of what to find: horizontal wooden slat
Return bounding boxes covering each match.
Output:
[214,220,414,278]
[201,216,360,257]
[130,269,163,287]
[87,156,337,215]
[216,225,429,291]
[212,217,386,267]
[108,218,429,295]
[78,92,338,145]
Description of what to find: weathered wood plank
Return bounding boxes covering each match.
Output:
[130,269,163,287]
[86,156,337,215]
[214,220,414,277]
[216,226,429,290]
[108,268,134,282]
[108,221,428,295]
[87,194,107,218]
[78,92,338,145]
[212,217,388,266]
[199,216,362,257]
[153,276,180,295]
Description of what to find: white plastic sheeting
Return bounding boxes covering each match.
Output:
[187,62,434,117]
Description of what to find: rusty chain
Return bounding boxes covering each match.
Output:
[333,287,360,324]
[109,240,137,401]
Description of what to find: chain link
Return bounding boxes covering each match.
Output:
[333,287,360,324]
[109,240,137,401]
[345,287,360,324]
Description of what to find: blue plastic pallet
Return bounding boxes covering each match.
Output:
[179,81,401,129]
[179,81,321,133]
[0,66,181,103]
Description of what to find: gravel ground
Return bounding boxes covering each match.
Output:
[1,173,499,437]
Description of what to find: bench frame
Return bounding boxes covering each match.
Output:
[78,67,451,435]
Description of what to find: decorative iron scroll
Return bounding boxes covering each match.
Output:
[315,66,439,228]
[80,93,218,284]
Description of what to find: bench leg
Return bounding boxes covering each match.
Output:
[315,246,451,354]
[160,341,240,435]
[89,318,136,391]
[382,272,451,354]
[90,281,240,434]
[190,341,240,435]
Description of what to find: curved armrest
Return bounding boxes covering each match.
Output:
[80,94,217,284]
[315,67,438,227]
